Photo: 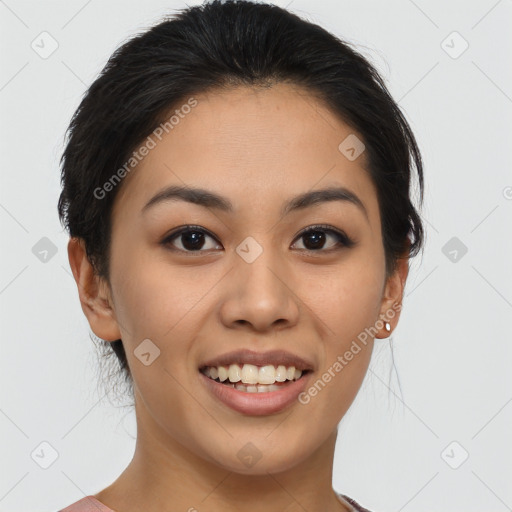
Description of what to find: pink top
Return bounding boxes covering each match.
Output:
[59,493,372,511]
[59,496,113,511]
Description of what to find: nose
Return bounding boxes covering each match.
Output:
[219,247,300,333]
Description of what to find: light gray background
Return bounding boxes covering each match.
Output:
[1,1,511,511]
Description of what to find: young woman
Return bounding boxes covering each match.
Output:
[58,1,425,511]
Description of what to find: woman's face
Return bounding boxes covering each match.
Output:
[83,83,406,474]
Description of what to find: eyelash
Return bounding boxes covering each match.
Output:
[160,224,356,255]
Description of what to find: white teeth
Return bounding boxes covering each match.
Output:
[228,364,241,383]
[203,363,306,385]
[258,365,276,384]
[241,364,259,384]
[224,380,293,394]
[218,366,228,382]
[235,382,277,393]
[275,365,287,382]
[238,383,284,393]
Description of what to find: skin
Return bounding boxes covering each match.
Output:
[68,82,409,512]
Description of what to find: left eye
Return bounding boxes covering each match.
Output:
[292,225,354,251]
[161,224,354,253]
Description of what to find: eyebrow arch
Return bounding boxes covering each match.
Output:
[141,184,368,221]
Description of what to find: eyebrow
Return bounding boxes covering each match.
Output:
[141,184,368,221]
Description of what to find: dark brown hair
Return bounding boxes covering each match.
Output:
[58,0,425,397]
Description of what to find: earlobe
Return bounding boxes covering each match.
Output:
[67,237,122,342]
[376,244,410,339]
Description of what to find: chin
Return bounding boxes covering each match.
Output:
[197,436,317,476]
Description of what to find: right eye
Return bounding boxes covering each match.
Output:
[161,225,223,254]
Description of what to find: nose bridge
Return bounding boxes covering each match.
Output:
[220,234,299,331]
[235,234,288,298]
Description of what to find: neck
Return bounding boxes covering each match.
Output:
[95,393,349,512]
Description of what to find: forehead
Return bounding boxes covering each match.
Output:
[112,83,379,224]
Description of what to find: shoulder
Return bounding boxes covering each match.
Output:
[58,496,115,512]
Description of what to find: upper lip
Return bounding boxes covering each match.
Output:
[199,349,314,371]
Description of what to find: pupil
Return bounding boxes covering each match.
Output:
[182,231,204,250]
[305,231,325,250]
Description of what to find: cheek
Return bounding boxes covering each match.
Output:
[298,271,380,422]
[304,257,384,341]
[110,244,213,341]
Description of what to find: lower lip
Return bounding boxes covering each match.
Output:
[199,372,310,416]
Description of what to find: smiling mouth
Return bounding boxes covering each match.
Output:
[199,363,310,393]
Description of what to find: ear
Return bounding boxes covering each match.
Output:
[67,237,122,342]
[375,239,410,339]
